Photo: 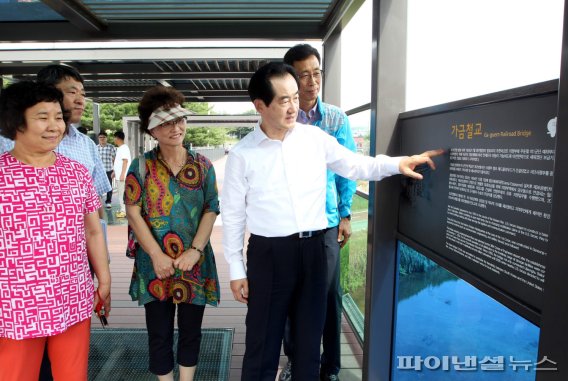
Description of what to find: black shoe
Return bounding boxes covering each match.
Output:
[279,360,292,381]
[320,373,340,381]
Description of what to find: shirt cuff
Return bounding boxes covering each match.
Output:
[339,206,351,219]
[379,154,403,176]
[229,260,247,280]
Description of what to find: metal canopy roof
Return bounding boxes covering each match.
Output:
[0,0,364,103]
[0,47,289,103]
[0,0,361,41]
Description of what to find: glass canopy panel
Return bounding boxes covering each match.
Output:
[82,0,332,21]
[0,0,64,22]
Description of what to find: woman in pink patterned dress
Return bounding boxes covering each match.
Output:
[0,81,112,381]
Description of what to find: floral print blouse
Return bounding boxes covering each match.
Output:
[125,145,220,306]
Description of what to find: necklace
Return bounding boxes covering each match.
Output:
[159,150,186,170]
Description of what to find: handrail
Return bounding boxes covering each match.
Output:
[345,103,371,116]
[356,189,368,200]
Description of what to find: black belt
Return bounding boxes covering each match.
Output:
[251,229,329,241]
[286,229,325,239]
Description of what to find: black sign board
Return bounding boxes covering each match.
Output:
[398,81,558,314]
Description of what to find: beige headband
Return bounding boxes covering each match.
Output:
[148,104,192,130]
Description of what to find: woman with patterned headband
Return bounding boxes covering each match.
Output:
[125,86,220,381]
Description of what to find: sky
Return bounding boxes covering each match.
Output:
[211,102,254,115]
[405,0,564,110]
[337,0,564,112]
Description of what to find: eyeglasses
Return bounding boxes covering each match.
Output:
[298,70,323,82]
[157,117,187,130]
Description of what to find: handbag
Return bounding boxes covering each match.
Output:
[125,156,146,259]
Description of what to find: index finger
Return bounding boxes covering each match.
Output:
[417,149,444,171]
[420,149,445,158]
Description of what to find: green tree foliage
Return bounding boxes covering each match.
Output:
[184,102,212,115]
[339,195,369,299]
[81,101,212,134]
[81,102,94,129]
[81,102,138,133]
[81,100,247,147]
[226,127,254,139]
[185,127,226,147]
[2,77,15,88]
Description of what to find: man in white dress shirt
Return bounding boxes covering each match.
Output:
[221,62,442,381]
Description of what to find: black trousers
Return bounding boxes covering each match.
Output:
[144,300,206,375]
[241,232,327,381]
[283,226,342,375]
[105,170,113,203]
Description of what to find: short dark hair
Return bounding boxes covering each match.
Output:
[283,44,321,66]
[248,62,299,106]
[138,86,185,135]
[98,131,108,137]
[36,64,84,86]
[0,81,68,140]
[113,130,125,140]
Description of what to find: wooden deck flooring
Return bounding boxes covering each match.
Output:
[95,157,362,380]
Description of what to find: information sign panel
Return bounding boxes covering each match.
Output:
[398,85,557,312]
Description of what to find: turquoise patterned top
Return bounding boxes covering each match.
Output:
[125,145,220,306]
